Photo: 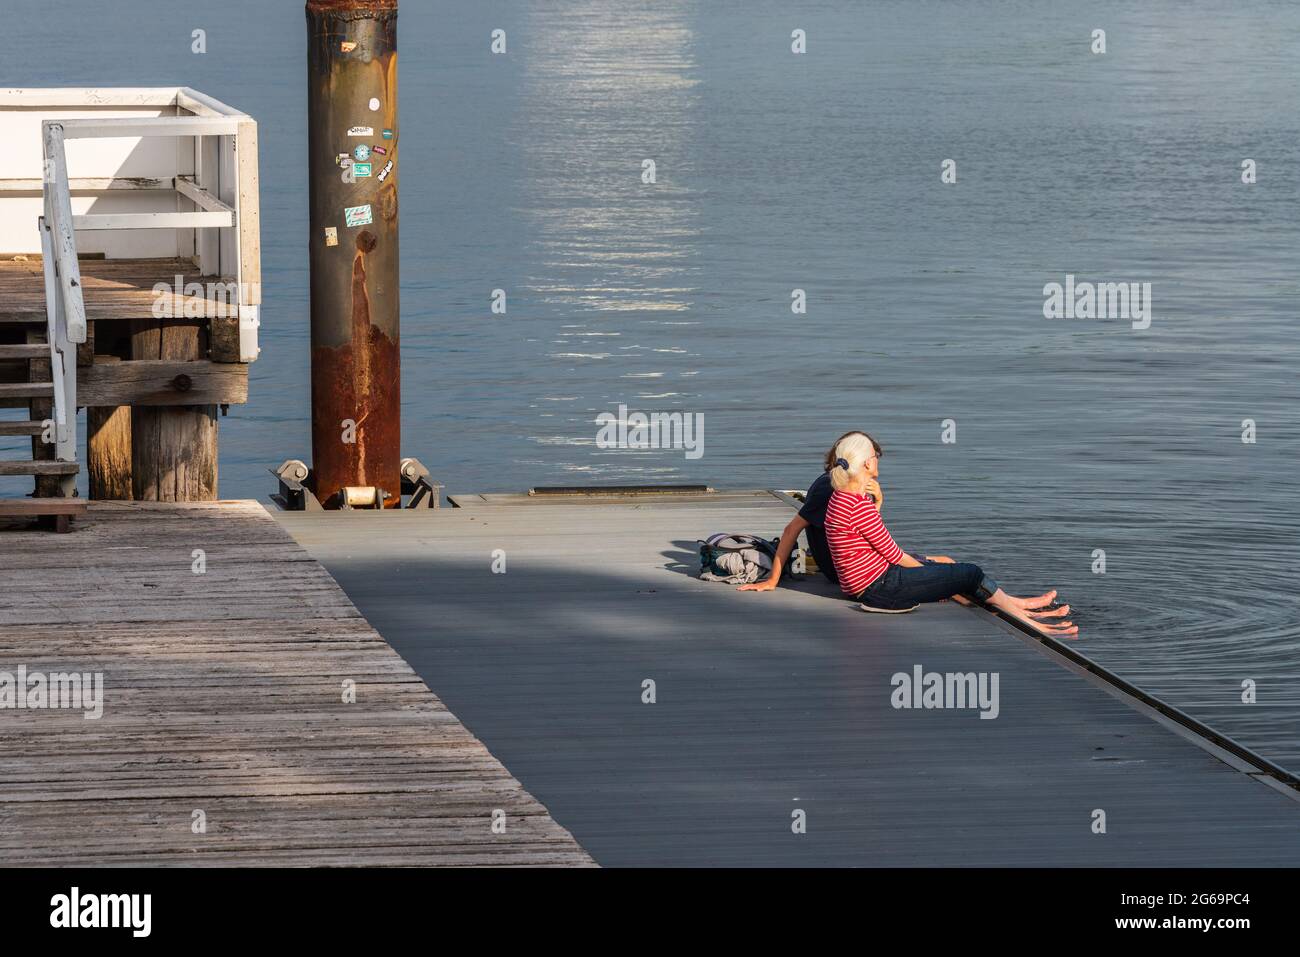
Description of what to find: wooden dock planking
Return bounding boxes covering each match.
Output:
[0,257,240,324]
[0,501,593,867]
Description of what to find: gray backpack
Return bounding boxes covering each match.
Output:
[698,533,782,584]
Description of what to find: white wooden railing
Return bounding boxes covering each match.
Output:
[36,123,84,495]
[2,88,262,494]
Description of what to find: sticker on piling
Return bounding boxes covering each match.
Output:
[381,129,394,139]
[377,160,394,183]
[345,204,373,228]
[324,226,339,247]
[347,126,373,137]
[353,162,372,178]
[372,145,387,155]
[341,41,358,53]
[368,97,381,111]
[336,153,351,167]
[353,144,371,162]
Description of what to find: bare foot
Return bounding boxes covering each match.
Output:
[985,589,1078,637]
[1012,590,1057,610]
[1025,604,1070,620]
[1009,606,1078,638]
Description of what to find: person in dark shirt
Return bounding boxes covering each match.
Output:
[739,431,886,593]
[740,430,965,594]
[794,470,841,585]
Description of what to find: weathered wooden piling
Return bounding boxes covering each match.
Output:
[130,316,218,501]
[306,0,401,508]
[86,405,132,500]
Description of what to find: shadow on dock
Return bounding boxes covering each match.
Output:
[278,494,1300,867]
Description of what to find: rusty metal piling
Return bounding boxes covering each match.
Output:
[306,0,400,508]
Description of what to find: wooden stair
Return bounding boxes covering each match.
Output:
[0,319,81,532]
[0,420,45,436]
[0,344,47,359]
[0,382,55,406]
[0,496,85,532]
[0,460,79,476]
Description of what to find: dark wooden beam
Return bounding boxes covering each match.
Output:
[209,315,241,362]
[79,359,247,407]
[0,497,87,516]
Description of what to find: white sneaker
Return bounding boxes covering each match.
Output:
[858,601,919,614]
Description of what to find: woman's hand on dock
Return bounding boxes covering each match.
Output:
[737,577,778,592]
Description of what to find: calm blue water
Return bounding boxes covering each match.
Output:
[6,0,1300,770]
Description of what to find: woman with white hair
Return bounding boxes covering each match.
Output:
[738,429,885,595]
[824,432,1076,636]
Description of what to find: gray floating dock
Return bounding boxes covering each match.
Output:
[277,490,1300,867]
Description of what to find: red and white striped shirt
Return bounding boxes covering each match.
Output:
[825,489,904,595]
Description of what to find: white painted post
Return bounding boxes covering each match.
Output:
[235,118,261,362]
[195,133,221,276]
[40,122,86,344]
[37,218,65,436]
[38,216,77,496]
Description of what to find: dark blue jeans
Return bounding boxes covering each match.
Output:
[857,561,1000,610]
